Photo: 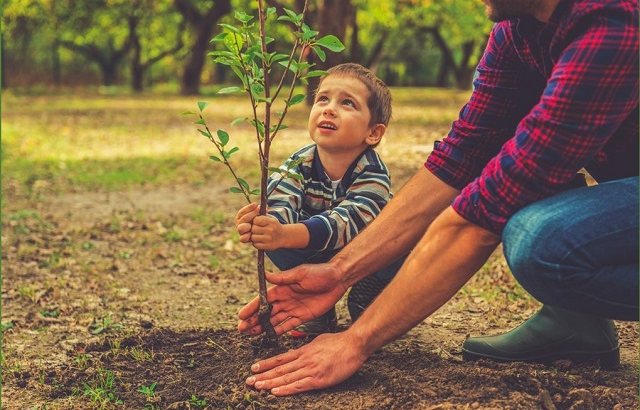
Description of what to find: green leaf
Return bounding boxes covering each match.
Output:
[197,101,209,112]
[250,83,265,98]
[180,110,197,115]
[286,94,306,106]
[209,155,222,163]
[228,147,240,156]
[301,29,319,41]
[287,157,306,169]
[267,167,282,173]
[238,178,250,190]
[224,32,244,53]
[193,119,205,125]
[218,23,240,34]
[217,130,230,146]
[234,11,253,24]
[283,8,300,21]
[314,35,345,52]
[289,173,304,181]
[218,86,242,95]
[266,7,276,17]
[270,124,287,133]
[210,32,228,42]
[250,189,261,196]
[208,50,235,58]
[230,187,243,194]
[198,129,212,138]
[304,70,327,79]
[277,15,296,24]
[312,46,326,62]
[231,117,248,126]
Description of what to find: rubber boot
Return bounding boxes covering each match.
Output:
[462,305,620,369]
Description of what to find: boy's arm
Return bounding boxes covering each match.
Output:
[302,157,391,251]
[249,214,310,250]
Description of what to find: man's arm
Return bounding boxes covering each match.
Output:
[245,206,500,395]
[333,166,460,288]
[238,166,460,335]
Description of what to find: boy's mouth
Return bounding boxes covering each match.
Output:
[318,121,337,130]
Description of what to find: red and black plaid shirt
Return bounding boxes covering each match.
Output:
[426,0,639,234]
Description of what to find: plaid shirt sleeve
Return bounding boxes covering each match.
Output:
[427,3,639,234]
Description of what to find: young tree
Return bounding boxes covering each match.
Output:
[184,0,344,339]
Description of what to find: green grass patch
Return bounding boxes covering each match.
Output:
[2,88,468,196]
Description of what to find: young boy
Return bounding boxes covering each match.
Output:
[235,63,405,337]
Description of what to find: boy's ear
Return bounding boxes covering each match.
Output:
[366,124,386,146]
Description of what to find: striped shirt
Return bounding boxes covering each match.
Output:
[267,144,392,251]
[426,0,639,234]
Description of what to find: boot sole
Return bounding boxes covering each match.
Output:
[462,346,620,369]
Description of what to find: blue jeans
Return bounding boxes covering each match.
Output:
[502,177,639,321]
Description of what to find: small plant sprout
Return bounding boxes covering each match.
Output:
[189,394,207,408]
[183,0,344,340]
[77,369,123,408]
[137,381,157,398]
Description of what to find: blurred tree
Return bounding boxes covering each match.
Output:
[174,0,232,95]
[396,0,491,88]
[1,0,491,90]
[54,0,133,87]
[128,0,187,92]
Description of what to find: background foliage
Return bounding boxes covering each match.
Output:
[1,0,492,93]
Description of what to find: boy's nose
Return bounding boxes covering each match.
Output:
[323,106,337,116]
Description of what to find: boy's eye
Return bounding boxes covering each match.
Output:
[317,95,329,103]
[342,99,355,107]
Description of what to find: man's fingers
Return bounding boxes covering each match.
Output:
[249,372,317,396]
[238,296,260,320]
[246,343,332,396]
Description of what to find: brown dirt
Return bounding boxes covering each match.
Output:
[2,181,638,410]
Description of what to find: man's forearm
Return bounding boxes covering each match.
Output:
[349,207,501,356]
[333,166,460,289]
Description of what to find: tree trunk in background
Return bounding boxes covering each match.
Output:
[52,39,62,87]
[175,0,231,95]
[1,35,6,89]
[304,0,351,104]
[129,15,145,92]
[59,39,130,87]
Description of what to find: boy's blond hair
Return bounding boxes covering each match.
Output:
[318,63,392,128]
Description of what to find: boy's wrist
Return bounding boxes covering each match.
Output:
[280,223,311,249]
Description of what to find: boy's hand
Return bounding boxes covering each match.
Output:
[235,203,260,243]
[249,215,286,250]
[236,203,310,250]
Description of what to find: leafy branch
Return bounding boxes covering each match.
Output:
[184,0,344,341]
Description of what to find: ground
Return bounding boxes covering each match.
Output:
[2,180,638,410]
[2,90,638,409]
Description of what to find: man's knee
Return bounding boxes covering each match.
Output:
[502,205,560,292]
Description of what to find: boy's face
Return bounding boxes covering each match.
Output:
[308,75,383,156]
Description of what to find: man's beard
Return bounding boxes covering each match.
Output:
[484,0,540,22]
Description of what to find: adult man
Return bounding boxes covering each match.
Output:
[236,0,639,396]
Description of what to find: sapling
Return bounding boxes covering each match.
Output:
[183,0,344,340]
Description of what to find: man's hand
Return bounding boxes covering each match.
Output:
[238,263,348,336]
[246,331,368,396]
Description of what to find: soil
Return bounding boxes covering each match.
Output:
[2,179,638,410]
